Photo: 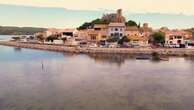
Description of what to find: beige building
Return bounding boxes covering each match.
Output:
[86,29,108,42]
[78,24,109,42]
[128,35,149,47]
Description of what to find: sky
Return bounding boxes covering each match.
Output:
[0,0,194,29]
[0,0,194,14]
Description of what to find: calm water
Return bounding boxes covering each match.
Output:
[0,45,194,110]
[0,35,31,40]
[0,35,14,40]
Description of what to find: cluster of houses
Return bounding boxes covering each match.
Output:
[30,9,194,48]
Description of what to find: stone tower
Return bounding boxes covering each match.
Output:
[116,9,125,23]
[101,9,126,23]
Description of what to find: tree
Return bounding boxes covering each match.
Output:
[150,32,165,45]
[78,22,92,30]
[46,35,58,42]
[106,36,120,42]
[118,36,130,45]
[126,20,137,26]
[137,22,141,28]
[192,32,194,39]
[91,18,110,24]
[78,18,110,30]
[36,34,45,42]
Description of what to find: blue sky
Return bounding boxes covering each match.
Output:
[0,1,194,29]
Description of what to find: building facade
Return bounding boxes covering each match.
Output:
[108,23,125,38]
[164,30,186,47]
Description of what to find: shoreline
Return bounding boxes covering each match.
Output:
[0,41,194,56]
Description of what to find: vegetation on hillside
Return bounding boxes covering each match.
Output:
[125,20,138,27]
[78,18,110,30]
[0,26,47,35]
[78,18,138,30]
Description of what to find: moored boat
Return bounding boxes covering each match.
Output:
[160,57,169,61]
[136,54,151,60]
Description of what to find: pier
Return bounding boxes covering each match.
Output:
[0,41,194,56]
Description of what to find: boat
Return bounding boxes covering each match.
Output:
[159,57,169,61]
[136,54,151,60]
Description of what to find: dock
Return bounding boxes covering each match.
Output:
[0,41,194,56]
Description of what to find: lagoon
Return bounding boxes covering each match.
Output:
[0,45,194,110]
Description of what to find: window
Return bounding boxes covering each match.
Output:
[114,33,120,37]
[102,36,106,38]
[177,40,181,44]
[115,28,118,31]
[111,33,114,36]
[177,36,182,39]
[91,36,96,40]
[169,36,173,40]
[120,33,123,36]
[120,28,122,31]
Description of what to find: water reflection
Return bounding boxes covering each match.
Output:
[14,47,22,52]
[88,53,134,66]
[185,56,194,61]
[0,46,194,110]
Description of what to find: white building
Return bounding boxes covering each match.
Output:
[165,30,185,48]
[60,28,78,38]
[45,28,60,37]
[108,23,125,38]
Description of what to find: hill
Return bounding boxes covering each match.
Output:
[0,26,47,35]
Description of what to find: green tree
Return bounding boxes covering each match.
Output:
[78,22,92,30]
[118,36,130,45]
[91,18,110,24]
[126,20,137,26]
[137,22,141,28]
[46,35,58,42]
[78,18,110,30]
[150,32,165,45]
[192,32,194,39]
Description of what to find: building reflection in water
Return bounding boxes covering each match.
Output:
[87,53,135,66]
[14,47,22,52]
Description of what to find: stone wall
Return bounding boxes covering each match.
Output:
[0,41,194,56]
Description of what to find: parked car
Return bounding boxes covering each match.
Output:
[108,43,118,48]
[165,44,179,48]
[88,43,98,48]
[186,43,194,49]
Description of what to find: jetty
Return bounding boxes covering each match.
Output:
[0,41,194,56]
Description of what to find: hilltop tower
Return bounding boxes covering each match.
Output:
[102,9,126,23]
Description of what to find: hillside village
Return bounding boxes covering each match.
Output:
[17,9,194,48]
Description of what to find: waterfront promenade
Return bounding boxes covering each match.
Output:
[0,41,194,56]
